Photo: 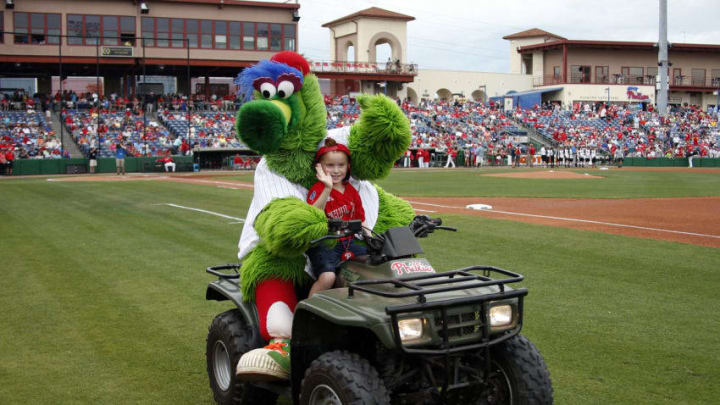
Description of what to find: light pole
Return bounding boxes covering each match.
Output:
[58,31,64,156]
[95,35,100,139]
[186,37,191,142]
[142,35,147,156]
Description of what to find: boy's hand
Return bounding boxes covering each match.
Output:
[315,163,333,188]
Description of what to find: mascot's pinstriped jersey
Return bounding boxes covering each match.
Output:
[233,51,416,381]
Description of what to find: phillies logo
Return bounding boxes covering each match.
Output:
[391,260,435,276]
[626,86,649,100]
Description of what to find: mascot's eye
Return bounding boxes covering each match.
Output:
[276,81,295,99]
[259,82,277,99]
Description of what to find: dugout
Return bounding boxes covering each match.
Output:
[193,147,258,170]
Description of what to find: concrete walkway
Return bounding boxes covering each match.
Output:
[50,111,83,158]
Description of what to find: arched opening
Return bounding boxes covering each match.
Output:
[375,42,392,65]
[436,88,452,101]
[367,32,403,72]
[406,87,418,105]
[471,89,486,103]
[346,43,355,63]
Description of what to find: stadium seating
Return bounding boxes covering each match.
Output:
[0,111,62,159]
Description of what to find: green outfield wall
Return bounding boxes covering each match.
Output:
[623,157,720,167]
[11,156,196,176]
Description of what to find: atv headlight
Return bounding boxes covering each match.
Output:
[489,304,513,327]
[397,318,424,342]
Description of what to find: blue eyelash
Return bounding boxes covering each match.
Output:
[235,60,304,102]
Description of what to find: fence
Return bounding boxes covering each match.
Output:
[623,157,720,167]
[11,156,196,176]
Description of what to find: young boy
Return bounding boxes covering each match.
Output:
[306,138,368,297]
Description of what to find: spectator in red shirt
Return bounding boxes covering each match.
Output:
[444,147,456,168]
[156,150,176,172]
[528,144,536,167]
[4,148,15,175]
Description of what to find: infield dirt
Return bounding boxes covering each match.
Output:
[51,171,720,248]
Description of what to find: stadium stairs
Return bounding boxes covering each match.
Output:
[51,111,83,158]
[513,120,555,148]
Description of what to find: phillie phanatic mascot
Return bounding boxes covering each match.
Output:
[234,51,415,381]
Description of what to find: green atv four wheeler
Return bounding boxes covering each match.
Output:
[205,216,553,404]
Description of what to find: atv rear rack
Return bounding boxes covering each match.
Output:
[348,265,523,304]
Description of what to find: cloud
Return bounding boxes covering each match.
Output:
[293,0,720,72]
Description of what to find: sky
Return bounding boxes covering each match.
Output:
[280,0,720,73]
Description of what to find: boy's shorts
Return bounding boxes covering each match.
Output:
[307,240,367,278]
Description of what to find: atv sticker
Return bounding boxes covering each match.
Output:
[391,260,435,276]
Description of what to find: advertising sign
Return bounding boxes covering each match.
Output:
[101,46,133,57]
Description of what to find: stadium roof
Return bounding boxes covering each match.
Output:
[502,28,566,40]
[517,39,720,53]
[322,7,415,27]
[149,0,299,8]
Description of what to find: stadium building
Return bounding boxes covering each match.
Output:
[501,28,720,110]
[0,0,300,97]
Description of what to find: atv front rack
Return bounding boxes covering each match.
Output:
[348,265,523,304]
[349,266,528,355]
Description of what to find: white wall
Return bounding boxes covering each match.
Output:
[405,69,534,101]
[539,84,656,105]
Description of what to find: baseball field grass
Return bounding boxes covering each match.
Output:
[1,169,719,404]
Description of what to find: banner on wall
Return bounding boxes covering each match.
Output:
[504,97,513,112]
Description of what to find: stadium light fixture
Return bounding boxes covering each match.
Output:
[140,1,150,14]
[5,0,14,10]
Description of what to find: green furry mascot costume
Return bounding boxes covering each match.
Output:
[234,51,415,381]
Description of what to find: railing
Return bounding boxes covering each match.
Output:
[309,60,418,76]
[670,76,720,88]
[534,74,720,89]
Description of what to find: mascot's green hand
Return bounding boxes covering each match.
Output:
[348,94,411,180]
[373,185,416,235]
[254,197,328,257]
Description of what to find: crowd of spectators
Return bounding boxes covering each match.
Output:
[515,102,720,162]
[159,110,245,149]
[3,87,720,170]
[326,95,720,167]
[0,111,64,164]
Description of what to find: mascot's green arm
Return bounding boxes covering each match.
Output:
[373,185,416,234]
[240,197,327,300]
[348,94,412,180]
[254,197,329,257]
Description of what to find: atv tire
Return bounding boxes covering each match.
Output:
[206,309,278,405]
[299,350,390,405]
[486,334,553,405]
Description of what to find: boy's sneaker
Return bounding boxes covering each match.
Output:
[236,338,290,381]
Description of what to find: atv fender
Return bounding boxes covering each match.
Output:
[291,298,394,403]
[292,295,396,349]
[206,279,259,328]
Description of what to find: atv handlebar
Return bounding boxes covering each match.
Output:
[410,215,457,237]
[309,216,456,249]
[309,219,364,245]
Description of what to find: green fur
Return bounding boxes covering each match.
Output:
[240,244,309,301]
[238,67,414,301]
[266,74,327,185]
[348,95,412,180]
[373,185,416,234]
[254,197,328,257]
[236,101,287,154]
